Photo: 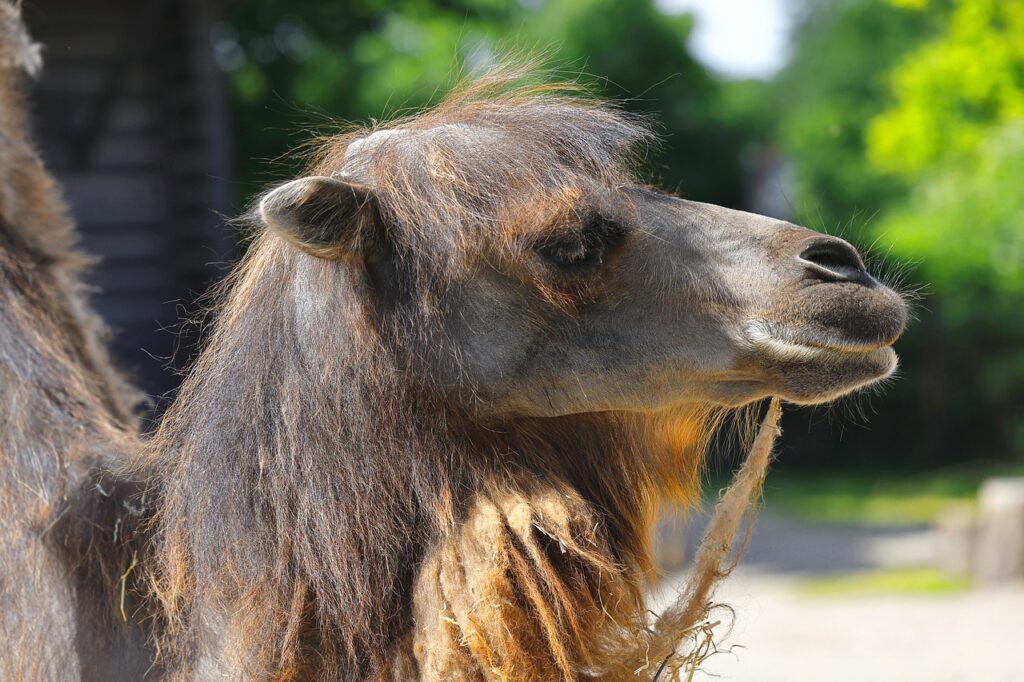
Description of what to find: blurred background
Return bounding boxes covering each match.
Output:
[22,0,1024,678]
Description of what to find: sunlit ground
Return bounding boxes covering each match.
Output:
[676,566,1024,682]
[652,471,1024,681]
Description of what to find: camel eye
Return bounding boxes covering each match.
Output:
[535,216,624,274]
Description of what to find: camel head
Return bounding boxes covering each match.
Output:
[258,78,907,421]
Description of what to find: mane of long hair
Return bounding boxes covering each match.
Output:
[144,66,732,679]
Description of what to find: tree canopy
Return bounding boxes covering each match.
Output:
[221,0,753,208]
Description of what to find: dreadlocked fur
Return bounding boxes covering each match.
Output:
[142,68,750,680]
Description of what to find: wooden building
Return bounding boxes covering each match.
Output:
[26,0,233,403]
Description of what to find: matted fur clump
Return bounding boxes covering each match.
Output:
[413,401,780,681]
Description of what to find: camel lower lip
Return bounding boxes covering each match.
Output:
[784,338,889,354]
[742,320,893,362]
[758,337,892,361]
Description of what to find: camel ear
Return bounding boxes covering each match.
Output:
[259,176,379,260]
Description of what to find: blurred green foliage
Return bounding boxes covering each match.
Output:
[800,568,970,597]
[867,0,1024,459]
[763,465,1024,524]
[867,0,1024,174]
[221,0,753,207]
[773,0,934,228]
[770,0,1024,466]
[218,0,1024,467]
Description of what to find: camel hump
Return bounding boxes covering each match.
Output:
[0,2,41,78]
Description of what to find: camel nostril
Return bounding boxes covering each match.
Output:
[799,238,868,284]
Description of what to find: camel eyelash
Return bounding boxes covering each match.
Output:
[534,214,626,274]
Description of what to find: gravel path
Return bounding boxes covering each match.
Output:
[651,512,1024,681]
[679,569,1024,682]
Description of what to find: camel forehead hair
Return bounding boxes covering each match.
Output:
[338,123,485,179]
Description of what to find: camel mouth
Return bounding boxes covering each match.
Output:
[736,318,900,404]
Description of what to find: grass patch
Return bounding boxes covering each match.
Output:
[758,464,1024,525]
[800,568,970,598]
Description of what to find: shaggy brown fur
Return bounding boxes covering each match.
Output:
[0,3,152,679]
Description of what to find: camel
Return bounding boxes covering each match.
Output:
[0,5,908,680]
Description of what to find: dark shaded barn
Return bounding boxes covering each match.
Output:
[25,0,232,405]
